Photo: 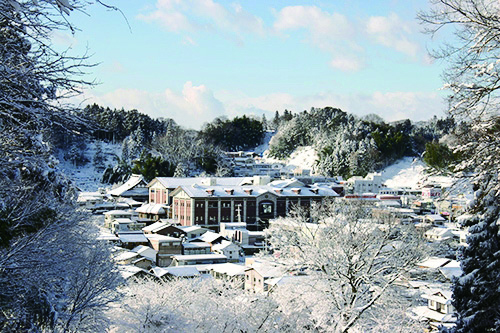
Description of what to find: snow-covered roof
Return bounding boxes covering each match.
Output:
[113,218,134,224]
[193,231,226,244]
[97,233,120,241]
[150,177,246,189]
[172,254,227,261]
[109,174,148,196]
[114,251,139,262]
[104,210,132,216]
[118,265,148,279]
[183,242,211,248]
[145,234,181,242]
[212,240,238,251]
[246,263,286,278]
[425,227,454,238]
[118,233,148,244]
[422,289,453,304]
[136,203,169,214]
[417,257,451,269]
[151,266,200,278]
[209,263,246,276]
[171,183,339,199]
[178,225,207,233]
[410,305,456,323]
[424,214,446,221]
[131,245,157,262]
[439,260,462,280]
[142,221,168,233]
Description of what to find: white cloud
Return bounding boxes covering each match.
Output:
[273,6,362,72]
[71,84,445,130]
[75,82,225,129]
[220,90,446,123]
[137,0,265,42]
[330,57,363,72]
[366,13,420,57]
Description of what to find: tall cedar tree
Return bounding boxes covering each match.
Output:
[420,1,500,331]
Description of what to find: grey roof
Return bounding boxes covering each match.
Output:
[109,174,147,196]
[172,183,339,199]
[150,177,246,189]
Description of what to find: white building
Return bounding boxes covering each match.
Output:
[347,173,383,194]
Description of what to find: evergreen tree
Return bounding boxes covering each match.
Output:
[93,141,106,171]
[420,1,500,331]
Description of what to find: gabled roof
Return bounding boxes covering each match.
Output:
[142,221,168,233]
[136,203,168,214]
[209,263,246,276]
[192,231,227,244]
[109,174,147,196]
[151,266,200,278]
[170,183,339,199]
[148,177,246,189]
[118,232,148,244]
[131,245,158,262]
[213,240,239,251]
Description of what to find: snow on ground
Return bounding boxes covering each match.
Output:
[382,157,427,189]
[253,131,275,155]
[261,145,318,172]
[381,157,473,200]
[57,140,121,192]
[286,146,318,171]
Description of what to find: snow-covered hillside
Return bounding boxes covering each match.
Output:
[57,140,121,191]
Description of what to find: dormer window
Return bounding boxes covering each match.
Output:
[244,189,253,195]
[275,189,283,194]
[291,188,301,194]
[225,188,234,195]
[310,188,319,194]
[206,189,215,195]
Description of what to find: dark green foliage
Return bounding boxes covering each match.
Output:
[199,115,264,151]
[423,141,457,170]
[79,103,170,144]
[102,158,131,184]
[452,180,500,332]
[269,107,453,178]
[131,153,176,181]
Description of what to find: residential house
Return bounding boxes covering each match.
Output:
[182,242,211,255]
[170,254,228,266]
[150,266,200,280]
[104,210,133,229]
[145,234,182,267]
[108,174,149,202]
[244,261,286,293]
[424,214,447,226]
[136,203,169,222]
[117,232,149,249]
[425,227,455,242]
[212,240,241,262]
[209,263,246,287]
[411,289,456,330]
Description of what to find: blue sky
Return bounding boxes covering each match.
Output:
[62,0,448,129]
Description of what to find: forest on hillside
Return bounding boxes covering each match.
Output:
[70,104,457,183]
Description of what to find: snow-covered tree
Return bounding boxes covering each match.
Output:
[93,140,106,171]
[0,1,122,330]
[419,1,500,331]
[265,201,426,332]
[112,278,312,332]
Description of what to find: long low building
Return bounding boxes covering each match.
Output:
[169,179,339,231]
